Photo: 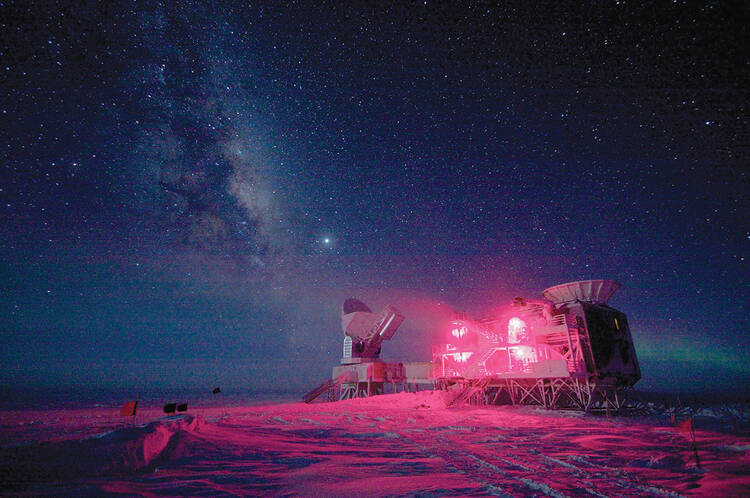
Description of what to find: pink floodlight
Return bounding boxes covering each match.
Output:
[451,322,468,339]
[447,351,473,363]
[507,317,527,343]
[511,345,536,362]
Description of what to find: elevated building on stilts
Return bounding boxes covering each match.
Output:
[304,280,641,412]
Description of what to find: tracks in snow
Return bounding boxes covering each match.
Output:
[390,426,684,498]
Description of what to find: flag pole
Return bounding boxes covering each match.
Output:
[212,386,225,418]
[689,416,701,469]
[134,393,139,425]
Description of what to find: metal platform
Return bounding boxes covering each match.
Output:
[437,375,633,412]
[432,280,641,411]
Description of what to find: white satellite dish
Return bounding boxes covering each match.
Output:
[341,298,377,340]
[340,298,404,359]
[542,279,621,305]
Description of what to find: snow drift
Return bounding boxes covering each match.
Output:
[0,414,201,489]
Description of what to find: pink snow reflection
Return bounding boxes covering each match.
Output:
[1,392,749,496]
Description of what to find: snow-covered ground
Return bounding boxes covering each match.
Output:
[1,391,748,496]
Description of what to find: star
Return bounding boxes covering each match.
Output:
[0,0,745,401]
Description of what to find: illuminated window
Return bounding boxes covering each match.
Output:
[507,317,527,343]
[451,324,468,338]
[450,352,473,363]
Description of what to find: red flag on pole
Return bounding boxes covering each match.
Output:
[120,400,138,417]
[675,416,701,469]
[676,417,693,434]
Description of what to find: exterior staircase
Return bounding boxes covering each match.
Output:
[464,347,497,378]
[446,376,492,408]
[302,372,356,403]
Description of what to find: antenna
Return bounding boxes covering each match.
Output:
[340,298,404,361]
[542,279,621,305]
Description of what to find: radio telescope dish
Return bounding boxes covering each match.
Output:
[343,298,371,315]
[542,280,621,305]
[341,298,378,340]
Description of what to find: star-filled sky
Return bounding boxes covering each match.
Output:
[1,1,747,395]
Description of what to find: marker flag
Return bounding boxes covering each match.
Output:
[120,400,138,417]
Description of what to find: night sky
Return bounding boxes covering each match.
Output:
[2,1,747,396]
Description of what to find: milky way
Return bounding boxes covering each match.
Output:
[1,2,747,394]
